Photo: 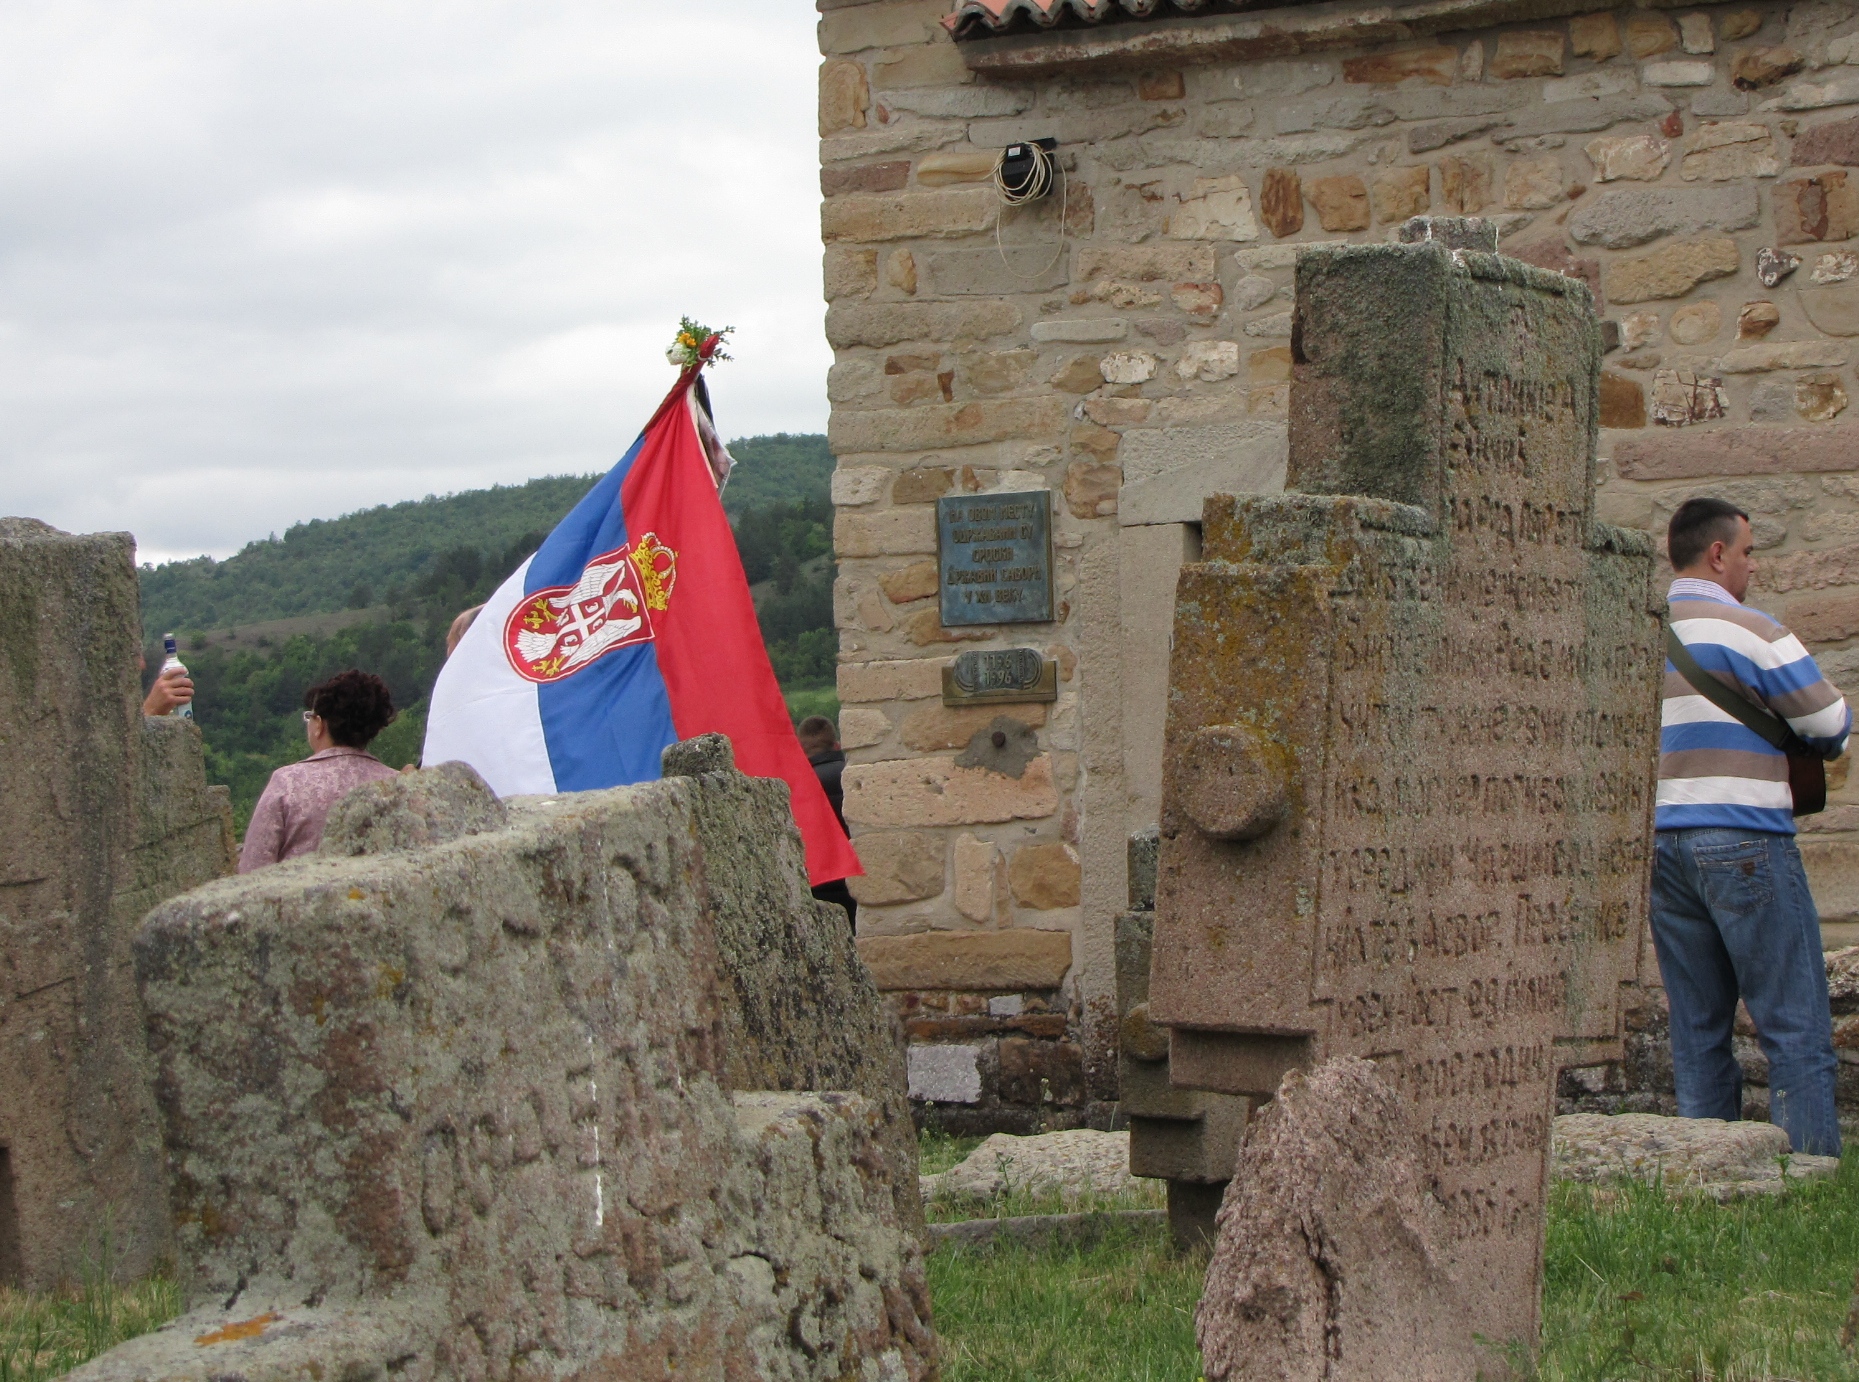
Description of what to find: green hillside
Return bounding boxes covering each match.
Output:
[141,433,833,637]
[139,433,838,830]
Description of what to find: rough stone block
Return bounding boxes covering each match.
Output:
[819,59,870,135]
[1569,184,1760,248]
[1031,317,1129,343]
[1792,113,1859,166]
[1490,30,1565,78]
[1732,45,1806,90]
[1341,47,1457,85]
[1504,155,1568,209]
[1076,243,1217,281]
[1167,175,1261,240]
[1643,59,1716,86]
[1198,1059,1476,1381]
[68,770,931,1382]
[923,247,1068,295]
[1626,13,1679,58]
[1009,841,1082,909]
[1718,339,1849,371]
[907,1044,982,1103]
[1571,12,1624,60]
[1587,134,1673,182]
[1604,236,1740,303]
[849,830,948,905]
[1668,299,1722,344]
[1681,122,1780,180]
[858,929,1074,990]
[1436,155,1492,213]
[829,397,1070,453]
[1600,370,1648,428]
[319,761,507,855]
[1773,74,1859,110]
[822,160,910,197]
[1371,165,1431,223]
[1307,174,1369,231]
[821,188,995,243]
[835,507,939,558]
[1260,166,1304,237]
[1611,422,1859,478]
[843,754,1061,827]
[1776,170,1859,244]
[826,300,1021,348]
[838,657,947,704]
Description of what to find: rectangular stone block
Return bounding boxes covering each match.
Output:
[858,929,1075,990]
[1076,244,1219,281]
[923,247,1069,294]
[838,657,948,703]
[836,507,939,558]
[821,188,996,242]
[843,753,1061,827]
[1611,423,1859,479]
[1117,423,1288,525]
[828,396,1071,453]
[826,300,1022,348]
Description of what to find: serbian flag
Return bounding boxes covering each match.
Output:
[423,339,861,887]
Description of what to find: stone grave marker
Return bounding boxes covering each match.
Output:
[1149,228,1663,1359]
[0,519,235,1289]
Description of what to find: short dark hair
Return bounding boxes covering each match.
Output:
[796,715,837,751]
[1667,497,1749,571]
[305,670,397,749]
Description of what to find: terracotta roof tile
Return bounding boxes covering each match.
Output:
[944,0,1257,40]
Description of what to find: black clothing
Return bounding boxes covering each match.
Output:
[807,746,855,929]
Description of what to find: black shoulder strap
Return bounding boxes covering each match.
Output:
[1664,623,1792,751]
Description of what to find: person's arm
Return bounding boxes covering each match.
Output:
[238,776,289,873]
[1691,611,1854,757]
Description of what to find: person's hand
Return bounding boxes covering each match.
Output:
[143,670,195,716]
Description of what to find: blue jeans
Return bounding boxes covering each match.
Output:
[1650,828,1841,1155]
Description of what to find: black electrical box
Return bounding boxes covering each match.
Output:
[999,137,1057,200]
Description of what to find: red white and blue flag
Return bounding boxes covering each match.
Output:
[423,344,861,887]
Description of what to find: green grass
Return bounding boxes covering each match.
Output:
[927,1136,1859,1382]
[928,1223,1205,1382]
[1535,1160,1859,1380]
[0,1272,182,1382]
[783,686,839,726]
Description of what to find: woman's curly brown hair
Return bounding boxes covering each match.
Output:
[304,670,397,749]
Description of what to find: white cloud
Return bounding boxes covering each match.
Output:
[0,0,831,564]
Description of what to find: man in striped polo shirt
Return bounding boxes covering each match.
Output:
[1655,496,1852,1155]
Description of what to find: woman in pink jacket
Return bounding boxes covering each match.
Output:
[239,670,400,871]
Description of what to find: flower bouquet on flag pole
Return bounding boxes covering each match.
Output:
[422,320,861,888]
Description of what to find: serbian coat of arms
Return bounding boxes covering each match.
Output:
[504,534,678,683]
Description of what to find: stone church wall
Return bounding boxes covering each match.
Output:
[818,0,1859,1129]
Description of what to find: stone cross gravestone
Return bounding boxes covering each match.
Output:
[1148,228,1662,1356]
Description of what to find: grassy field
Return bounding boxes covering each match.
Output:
[14,1138,1859,1381]
[0,1271,181,1382]
[927,1135,1859,1382]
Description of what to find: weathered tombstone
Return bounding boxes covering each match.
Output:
[1150,230,1662,1363]
[67,747,931,1382]
[0,518,235,1289]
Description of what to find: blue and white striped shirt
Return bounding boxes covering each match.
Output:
[1658,577,1851,834]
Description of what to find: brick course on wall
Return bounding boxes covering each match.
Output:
[821,0,1859,1128]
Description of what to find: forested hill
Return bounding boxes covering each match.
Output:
[140,433,832,636]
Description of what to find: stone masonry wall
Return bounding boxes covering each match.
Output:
[821,0,1859,1129]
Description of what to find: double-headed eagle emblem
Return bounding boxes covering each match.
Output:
[503,534,678,683]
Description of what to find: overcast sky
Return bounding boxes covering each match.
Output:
[0,2,829,564]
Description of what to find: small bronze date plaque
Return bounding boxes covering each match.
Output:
[941,647,1059,706]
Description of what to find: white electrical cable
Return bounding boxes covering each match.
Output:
[992,143,1069,281]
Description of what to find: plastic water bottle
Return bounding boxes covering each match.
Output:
[160,633,192,719]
